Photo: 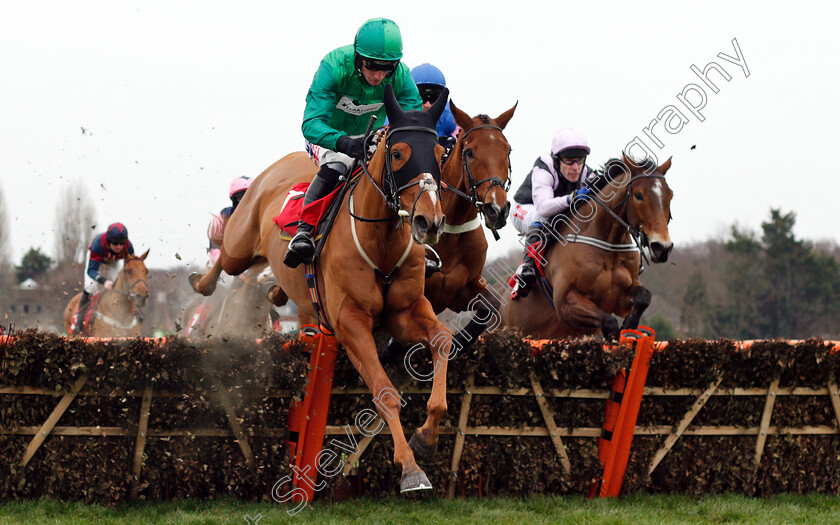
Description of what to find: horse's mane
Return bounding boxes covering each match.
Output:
[589,157,658,192]
[477,114,490,124]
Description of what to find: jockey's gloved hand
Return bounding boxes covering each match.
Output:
[572,186,592,202]
[336,135,366,160]
[104,280,114,290]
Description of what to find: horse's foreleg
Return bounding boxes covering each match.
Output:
[336,303,428,492]
[387,298,450,463]
[620,284,652,332]
[560,289,619,340]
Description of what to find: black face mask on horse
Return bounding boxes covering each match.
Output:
[381,87,448,213]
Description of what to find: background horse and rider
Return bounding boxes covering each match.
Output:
[180,264,275,339]
[63,250,150,337]
[190,87,456,493]
[502,156,673,340]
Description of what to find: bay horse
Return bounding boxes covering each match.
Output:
[181,267,274,339]
[502,156,673,340]
[63,250,150,337]
[381,101,517,360]
[189,86,452,492]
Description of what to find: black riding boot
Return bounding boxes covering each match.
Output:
[284,166,342,268]
[75,291,91,334]
[514,224,548,298]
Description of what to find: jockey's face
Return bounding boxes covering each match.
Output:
[559,157,585,183]
[361,65,389,86]
[109,241,125,253]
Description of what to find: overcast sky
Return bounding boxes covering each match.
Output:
[2,1,838,270]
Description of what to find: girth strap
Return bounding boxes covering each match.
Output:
[305,262,334,335]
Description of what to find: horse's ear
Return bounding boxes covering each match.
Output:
[428,87,449,124]
[658,156,672,175]
[494,101,518,130]
[384,84,403,123]
[621,152,645,174]
[449,99,472,131]
[139,249,149,261]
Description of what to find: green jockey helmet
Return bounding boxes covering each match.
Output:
[354,18,403,61]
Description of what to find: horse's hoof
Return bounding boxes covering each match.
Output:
[409,431,438,462]
[399,470,432,493]
[266,284,287,307]
[189,273,215,296]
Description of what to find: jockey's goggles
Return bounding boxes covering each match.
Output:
[558,157,586,166]
[361,58,399,72]
[417,84,444,105]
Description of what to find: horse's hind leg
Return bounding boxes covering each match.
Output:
[190,247,258,296]
[336,303,431,493]
[620,284,652,331]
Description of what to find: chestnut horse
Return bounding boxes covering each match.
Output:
[189,86,452,492]
[381,101,517,361]
[502,156,673,340]
[63,250,150,337]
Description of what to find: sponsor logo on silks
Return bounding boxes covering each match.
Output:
[335,96,383,116]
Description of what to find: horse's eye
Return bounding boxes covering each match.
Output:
[464,148,474,160]
[634,191,643,200]
[392,150,402,161]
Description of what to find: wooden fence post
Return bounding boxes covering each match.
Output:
[20,375,88,467]
[754,377,780,466]
[648,377,723,475]
[447,372,475,498]
[530,372,571,474]
[130,386,153,498]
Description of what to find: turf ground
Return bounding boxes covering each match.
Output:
[2,494,840,524]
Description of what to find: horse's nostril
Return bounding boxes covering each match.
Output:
[650,242,674,262]
[413,215,429,233]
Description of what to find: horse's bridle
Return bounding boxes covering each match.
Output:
[442,124,512,214]
[585,173,668,272]
[349,124,441,225]
[115,257,148,305]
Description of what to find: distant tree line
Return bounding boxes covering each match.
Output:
[623,209,840,340]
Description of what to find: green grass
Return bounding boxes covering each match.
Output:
[1,494,840,525]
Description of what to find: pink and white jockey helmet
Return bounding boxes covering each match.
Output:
[229,176,253,197]
[550,128,590,157]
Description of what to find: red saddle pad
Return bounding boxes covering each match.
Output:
[272,181,345,236]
